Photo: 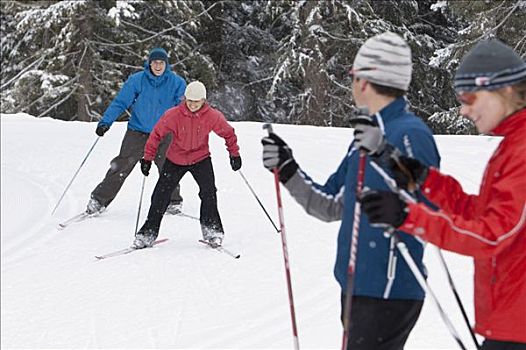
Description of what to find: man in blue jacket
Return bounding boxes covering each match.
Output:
[262,32,440,350]
[86,47,186,215]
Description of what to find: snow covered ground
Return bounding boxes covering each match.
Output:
[1,113,499,349]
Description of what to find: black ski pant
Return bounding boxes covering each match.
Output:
[481,340,526,350]
[91,129,182,207]
[340,294,423,350]
[140,157,223,238]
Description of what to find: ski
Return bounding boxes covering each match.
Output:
[57,212,90,230]
[95,238,169,260]
[176,212,200,221]
[198,239,240,259]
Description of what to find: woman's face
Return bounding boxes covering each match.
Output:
[458,88,514,134]
[185,99,205,112]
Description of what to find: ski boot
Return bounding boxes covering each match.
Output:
[207,236,222,248]
[165,201,182,215]
[132,229,158,249]
[86,197,105,215]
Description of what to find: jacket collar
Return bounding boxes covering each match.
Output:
[143,60,171,86]
[491,107,526,136]
[376,96,409,122]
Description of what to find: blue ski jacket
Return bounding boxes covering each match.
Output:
[98,61,186,133]
[283,97,440,300]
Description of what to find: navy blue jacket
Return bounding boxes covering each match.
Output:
[284,97,440,300]
[99,61,186,133]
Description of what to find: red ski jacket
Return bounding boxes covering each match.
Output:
[144,102,240,166]
[400,108,526,343]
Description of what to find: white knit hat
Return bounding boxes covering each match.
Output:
[352,32,412,91]
[185,81,207,100]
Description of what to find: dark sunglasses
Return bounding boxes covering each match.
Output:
[456,92,477,106]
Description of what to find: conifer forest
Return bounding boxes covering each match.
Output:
[1,0,525,134]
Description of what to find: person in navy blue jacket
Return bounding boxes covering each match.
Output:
[262,32,441,350]
[85,47,186,216]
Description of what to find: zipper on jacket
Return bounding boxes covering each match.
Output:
[491,256,497,285]
[190,115,196,150]
[383,235,398,299]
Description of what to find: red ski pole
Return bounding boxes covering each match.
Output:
[263,123,300,350]
[341,151,366,350]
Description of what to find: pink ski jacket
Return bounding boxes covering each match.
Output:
[400,108,526,343]
[144,102,240,166]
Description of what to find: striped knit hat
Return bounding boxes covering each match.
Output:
[455,39,526,92]
[352,32,412,91]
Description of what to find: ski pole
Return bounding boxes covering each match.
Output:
[263,123,300,350]
[394,234,467,350]
[341,151,366,350]
[370,161,479,349]
[238,170,280,233]
[437,250,480,349]
[51,137,100,215]
[134,176,146,235]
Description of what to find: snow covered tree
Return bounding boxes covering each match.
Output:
[1,0,524,134]
[197,0,286,122]
[264,0,462,127]
[1,0,98,120]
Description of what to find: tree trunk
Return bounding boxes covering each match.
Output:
[299,0,329,126]
[76,1,94,122]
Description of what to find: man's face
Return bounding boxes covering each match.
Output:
[150,60,166,76]
[352,76,367,107]
[186,99,205,112]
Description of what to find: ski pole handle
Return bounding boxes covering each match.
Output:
[263,123,280,180]
[263,123,273,135]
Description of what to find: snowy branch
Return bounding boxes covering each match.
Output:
[0,54,47,91]
[476,1,521,40]
[241,76,274,89]
[91,1,222,48]
[37,83,78,118]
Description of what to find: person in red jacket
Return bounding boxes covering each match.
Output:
[133,81,242,249]
[355,39,526,350]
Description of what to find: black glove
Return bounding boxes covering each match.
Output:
[230,156,242,171]
[360,190,408,228]
[388,155,429,192]
[140,158,152,176]
[95,124,110,137]
[261,132,299,184]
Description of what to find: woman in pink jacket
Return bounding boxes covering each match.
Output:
[133,81,241,249]
[356,39,526,349]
